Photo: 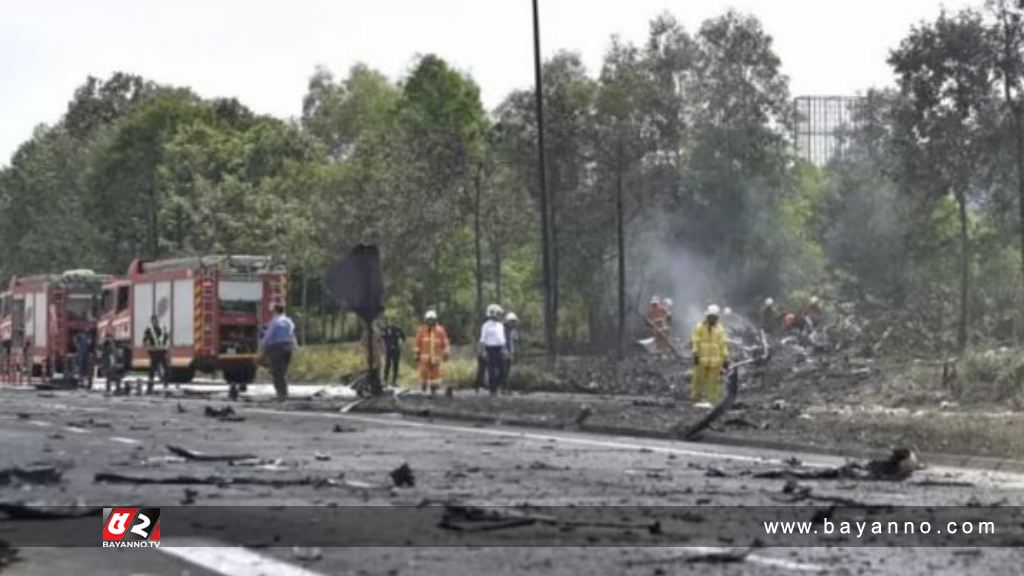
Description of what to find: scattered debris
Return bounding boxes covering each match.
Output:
[0,465,63,487]
[0,502,100,520]
[314,452,331,461]
[166,445,256,463]
[65,418,112,429]
[176,403,187,413]
[912,479,975,488]
[15,413,31,420]
[631,398,676,409]
[390,463,416,488]
[94,472,346,488]
[528,460,562,472]
[754,449,920,482]
[704,467,728,478]
[783,456,802,467]
[677,367,742,440]
[332,424,358,433]
[685,548,754,565]
[228,458,288,471]
[204,406,244,422]
[866,448,920,480]
[181,488,199,505]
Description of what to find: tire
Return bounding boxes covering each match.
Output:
[166,367,195,384]
[223,364,256,385]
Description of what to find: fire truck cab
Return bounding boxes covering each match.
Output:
[0,270,107,379]
[97,255,287,386]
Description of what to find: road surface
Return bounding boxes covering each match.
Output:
[1,385,1023,575]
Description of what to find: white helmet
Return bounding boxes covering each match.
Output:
[723,307,733,316]
[650,295,660,304]
[663,298,674,308]
[810,296,820,306]
[764,297,775,307]
[504,312,518,323]
[424,310,438,321]
[706,304,721,317]
[486,303,503,318]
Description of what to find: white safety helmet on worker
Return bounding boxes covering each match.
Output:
[764,297,774,307]
[504,312,518,323]
[424,310,438,321]
[486,304,503,319]
[706,304,721,317]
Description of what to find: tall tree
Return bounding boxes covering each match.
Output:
[990,0,1024,340]
[301,64,399,161]
[596,37,650,356]
[889,9,999,350]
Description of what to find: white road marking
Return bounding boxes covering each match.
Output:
[672,547,827,572]
[160,543,326,576]
[250,408,826,468]
[64,426,90,434]
[109,436,139,445]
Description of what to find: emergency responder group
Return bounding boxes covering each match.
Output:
[412,304,519,398]
[644,294,825,408]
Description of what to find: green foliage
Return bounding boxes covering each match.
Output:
[5,4,1024,360]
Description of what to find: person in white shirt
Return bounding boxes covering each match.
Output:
[480,304,507,396]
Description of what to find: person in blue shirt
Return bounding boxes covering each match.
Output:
[259,303,296,400]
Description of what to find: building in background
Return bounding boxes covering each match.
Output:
[793,96,863,165]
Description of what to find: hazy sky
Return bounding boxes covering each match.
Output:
[0,0,972,166]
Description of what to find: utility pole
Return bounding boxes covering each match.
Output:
[532,0,555,359]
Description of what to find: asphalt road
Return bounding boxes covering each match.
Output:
[1,384,1023,575]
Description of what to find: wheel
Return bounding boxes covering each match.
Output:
[166,367,195,384]
[223,364,256,385]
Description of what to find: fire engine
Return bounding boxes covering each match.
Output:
[96,255,287,386]
[0,270,107,379]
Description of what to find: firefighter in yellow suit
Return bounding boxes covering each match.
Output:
[691,304,729,408]
[415,310,450,397]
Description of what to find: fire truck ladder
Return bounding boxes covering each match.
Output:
[199,273,217,355]
[51,289,65,381]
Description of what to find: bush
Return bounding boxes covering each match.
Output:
[960,348,1024,403]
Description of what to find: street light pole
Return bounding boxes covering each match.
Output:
[532,0,555,360]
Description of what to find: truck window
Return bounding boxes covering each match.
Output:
[116,286,130,312]
[67,295,94,322]
[101,290,113,313]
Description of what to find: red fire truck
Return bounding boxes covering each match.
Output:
[96,255,287,386]
[0,270,107,379]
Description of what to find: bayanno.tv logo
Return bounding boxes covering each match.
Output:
[102,507,161,548]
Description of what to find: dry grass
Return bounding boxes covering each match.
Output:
[267,343,481,389]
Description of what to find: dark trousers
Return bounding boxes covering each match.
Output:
[147,350,167,391]
[485,346,504,395]
[267,345,292,399]
[384,350,400,386]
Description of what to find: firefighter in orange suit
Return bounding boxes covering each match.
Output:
[646,296,670,352]
[416,310,450,397]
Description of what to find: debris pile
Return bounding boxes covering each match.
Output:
[0,465,63,487]
[204,406,244,422]
[390,463,416,488]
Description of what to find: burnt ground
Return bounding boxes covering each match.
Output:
[400,343,1024,463]
[2,385,1024,574]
